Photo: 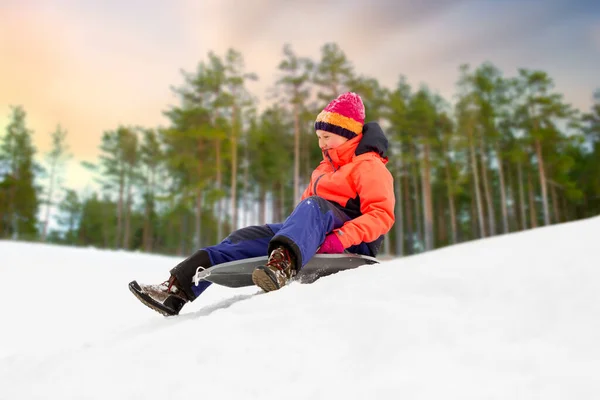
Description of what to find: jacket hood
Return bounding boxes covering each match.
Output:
[356,122,389,159]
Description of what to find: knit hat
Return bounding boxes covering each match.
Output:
[315,92,365,140]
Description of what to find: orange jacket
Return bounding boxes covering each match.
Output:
[301,122,395,252]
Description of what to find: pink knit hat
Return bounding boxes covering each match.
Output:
[314,92,365,139]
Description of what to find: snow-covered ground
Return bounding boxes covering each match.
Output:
[1,216,600,399]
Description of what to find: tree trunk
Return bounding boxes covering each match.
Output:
[258,186,266,225]
[179,213,187,256]
[421,142,434,251]
[0,193,5,238]
[559,190,569,223]
[216,139,223,242]
[280,181,285,222]
[534,138,551,226]
[495,144,509,234]
[41,161,57,241]
[272,182,282,222]
[527,171,538,228]
[383,233,390,256]
[403,163,413,254]
[436,192,447,246]
[293,104,301,204]
[467,122,486,238]
[243,137,250,227]
[167,209,175,254]
[479,133,496,236]
[517,160,527,231]
[550,180,560,224]
[10,178,17,239]
[505,162,517,232]
[410,144,423,249]
[470,182,478,240]
[122,175,133,250]
[102,196,110,248]
[115,169,125,249]
[230,103,239,231]
[193,137,203,247]
[142,167,154,252]
[195,188,203,248]
[143,199,151,252]
[394,166,404,257]
[443,146,457,244]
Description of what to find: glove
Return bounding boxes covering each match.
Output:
[317,233,345,254]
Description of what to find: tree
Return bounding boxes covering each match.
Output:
[89,126,139,249]
[223,48,258,230]
[55,188,82,244]
[78,192,116,247]
[407,88,438,251]
[0,105,39,239]
[515,69,576,226]
[276,43,314,204]
[41,125,71,241]
[247,105,293,223]
[385,78,409,255]
[313,43,355,102]
[139,128,163,252]
[437,112,459,244]
[471,63,509,235]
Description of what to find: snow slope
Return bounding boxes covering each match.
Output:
[1,216,600,399]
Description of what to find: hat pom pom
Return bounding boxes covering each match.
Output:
[323,92,365,124]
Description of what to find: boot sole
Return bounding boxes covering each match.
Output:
[251,268,281,292]
[128,281,179,317]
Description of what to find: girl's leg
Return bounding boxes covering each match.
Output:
[267,196,368,270]
[170,224,282,300]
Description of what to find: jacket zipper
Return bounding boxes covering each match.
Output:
[325,151,338,171]
[313,174,325,196]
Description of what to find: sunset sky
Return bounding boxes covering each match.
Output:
[1,0,599,193]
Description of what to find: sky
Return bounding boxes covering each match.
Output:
[1,0,600,193]
[1,214,599,399]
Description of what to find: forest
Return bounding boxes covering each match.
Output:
[1,42,599,257]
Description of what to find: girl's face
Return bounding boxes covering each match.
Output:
[316,130,348,151]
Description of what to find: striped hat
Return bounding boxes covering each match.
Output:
[314,92,365,140]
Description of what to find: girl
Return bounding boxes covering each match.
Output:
[129,92,395,316]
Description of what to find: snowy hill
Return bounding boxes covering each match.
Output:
[1,216,600,400]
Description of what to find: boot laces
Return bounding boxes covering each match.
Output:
[164,277,179,294]
[267,247,293,275]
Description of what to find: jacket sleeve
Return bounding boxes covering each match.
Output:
[334,158,395,249]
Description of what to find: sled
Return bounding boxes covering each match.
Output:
[195,253,380,288]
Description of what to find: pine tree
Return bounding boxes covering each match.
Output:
[56,189,82,244]
[0,106,40,239]
[139,128,163,252]
[515,69,576,226]
[276,43,313,204]
[313,43,355,102]
[41,125,71,241]
[223,48,258,230]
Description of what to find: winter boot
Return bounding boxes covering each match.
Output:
[251,246,296,292]
[128,275,189,316]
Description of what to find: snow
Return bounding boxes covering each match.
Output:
[1,216,600,399]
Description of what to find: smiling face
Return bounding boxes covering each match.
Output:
[316,130,349,151]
